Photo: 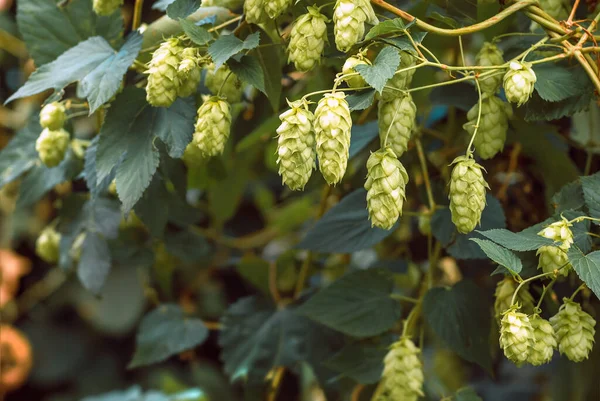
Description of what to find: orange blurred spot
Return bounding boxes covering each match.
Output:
[0,250,31,305]
[0,325,33,393]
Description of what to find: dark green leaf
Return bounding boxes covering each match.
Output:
[477,228,553,251]
[324,343,389,384]
[454,387,483,401]
[78,232,111,294]
[227,55,266,94]
[347,89,376,111]
[431,208,454,246]
[154,97,196,158]
[355,47,401,93]
[134,174,170,237]
[208,32,260,69]
[552,180,585,213]
[0,116,40,188]
[166,0,201,19]
[533,62,588,103]
[349,121,378,158]
[84,137,114,198]
[164,230,211,263]
[380,31,427,52]
[567,247,600,299]
[581,172,600,221]
[180,19,212,45]
[431,82,477,112]
[251,33,282,111]
[470,238,522,274]
[236,255,271,296]
[364,19,406,41]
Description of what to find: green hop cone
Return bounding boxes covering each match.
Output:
[146,38,183,108]
[182,141,206,169]
[503,61,537,106]
[201,0,243,9]
[378,93,417,158]
[177,48,202,98]
[191,96,232,157]
[550,298,596,362]
[265,0,292,19]
[494,277,535,321]
[39,102,66,130]
[499,306,534,366]
[244,0,268,24]
[35,226,61,264]
[36,128,70,168]
[93,0,123,16]
[381,51,417,101]
[464,94,513,160]
[276,100,316,191]
[205,64,244,103]
[372,337,424,401]
[539,0,570,20]
[475,42,504,94]
[333,0,378,52]
[448,156,489,234]
[537,245,571,277]
[538,217,574,248]
[288,7,329,72]
[314,92,352,185]
[527,314,557,366]
[342,54,370,88]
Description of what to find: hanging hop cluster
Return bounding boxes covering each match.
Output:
[35,226,61,264]
[494,277,535,321]
[378,93,417,158]
[265,0,292,19]
[464,94,513,160]
[93,0,123,16]
[333,0,378,52]
[503,61,537,106]
[364,148,409,230]
[341,54,370,88]
[146,38,184,108]
[276,100,316,191]
[475,42,504,94]
[36,128,70,168]
[537,218,574,277]
[244,0,268,24]
[314,92,352,185]
[550,298,596,362]
[499,306,535,366]
[372,337,424,401]
[527,314,557,366]
[381,51,417,101]
[201,0,243,9]
[177,48,203,98]
[448,156,489,234]
[205,64,244,103]
[40,102,66,131]
[190,96,232,157]
[539,218,574,247]
[287,7,329,72]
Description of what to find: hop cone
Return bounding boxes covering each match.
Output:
[244,0,268,24]
[342,55,370,88]
[539,0,570,20]
[191,97,232,157]
[146,39,183,108]
[537,245,571,277]
[205,64,244,103]
[538,217,574,248]
[448,156,489,234]
[93,0,123,16]
[36,128,70,168]
[177,48,202,98]
[333,0,378,52]
[494,277,535,320]
[35,227,61,264]
[372,337,424,401]
[288,8,328,72]
[381,51,417,101]
[39,102,66,130]
[276,100,316,191]
[364,147,409,230]
[378,93,416,158]
[550,298,596,362]
[527,314,557,366]
[182,142,206,169]
[265,0,292,19]
[314,92,352,185]
[499,306,534,366]
[464,94,513,160]
[476,42,504,94]
[201,0,243,9]
[503,61,536,106]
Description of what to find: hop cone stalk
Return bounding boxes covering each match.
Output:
[177,48,202,98]
[93,0,123,16]
[265,0,293,19]
[146,39,183,108]
[539,0,570,20]
[201,0,243,9]
[191,97,232,157]
[527,314,557,366]
[537,245,571,277]
[364,147,409,230]
[499,306,534,366]
[36,128,70,168]
[333,0,378,52]
[372,337,424,401]
[448,156,489,234]
[538,217,574,248]
[39,102,66,130]
[381,51,417,101]
[205,64,244,103]
[464,94,513,160]
[494,277,535,320]
[342,54,370,88]
[503,61,537,106]
[550,298,596,362]
[244,0,268,24]
[378,93,417,158]
[475,42,504,94]
[288,7,328,72]
[276,100,316,191]
[35,227,61,264]
[314,92,352,185]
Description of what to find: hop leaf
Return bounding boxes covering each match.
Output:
[503,61,537,107]
[314,92,352,185]
[265,0,293,19]
[381,51,417,101]
[378,93,416,158]
[342,54,370,88]
[191,96,232,157]
[276,100,316,191]
[494,277,535,321]
[205,64,244,103]
[333,0,378,52]
[244,0,269,24]
[538,217,574,249]
[39,102,66,130]
[537,245,571,277]
[448,156,489,234]
[177,48,203,98]
[475,42,504,94]
[35,226,61,264]
[527,314,557,366]
[499,306,534,366]
[146,39,184,108]
[93,0,123,16]
[36,128,70,168]
[550,298,596,362]
[287,7,329,72]
[464,94,512,160]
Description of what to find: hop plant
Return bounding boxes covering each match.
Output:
[177,48,202,98]
[36,128,70,168]
[539,0,570,20]
[333,0,378,52]
[341,54,370,88]
[448,156,489,234]
[527,314,557,366]
[288,7,329,72]
[464,94,513,159]
[499,306,534,366]
[364,147,409,230]
[182,141,206,169]
[276,100,316,191]
[35,227,61,264]
[494,277,535,320]
[372,337,424,401]
[378,93,417,158]
[244,0,268,24]
[39,102,66,130]
[381,51,417,101]
[201,0,243,9]
[314,92,352,185]
[538,217,574,248]
[475,42,505,94]
[537,245,571,277]
[265,0,292,19]
[205,64,244,103]
[146,38,183,108]
[93,0,123,16]
[550,298,596,362]
[191,96,232,157]
[503,61,537,106]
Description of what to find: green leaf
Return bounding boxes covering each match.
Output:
[552,180,585,213]
[297,268,401,337]
[581,172,600,221]
[431,82,477,112]
[180,19,212,45]
[251,33,282,111]
[347,89,376,111]
[164,230,211,263]
[166,0,201,19]
[208,32,260,69]
[78,232,112,294]
[154,97,197,158]
[81,386,206,401]
[7,34,142,114]
[470,238,522,274]
[324,342,389,384]
[129,304,209,368]
[134,174,170,237]
[380,31,427,52]
[236,255,271,297]
[84,137,114,198]
[228,55,266,95]
[354,47,401,93]
[364,18,406,41]
[235,114,280,153]
[533,62,588,103]
[477,228,553,251]
[423,280,492,373]
[0,116,40,188]
[454,387,483,401]
[349,121,379,157]
[567,247,600,299]
[16,0,123,66]
[296,189,396,253]
[207,156,249,224]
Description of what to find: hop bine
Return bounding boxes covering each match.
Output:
[287,7,329,72]
[36,128,70,168]
[333,0,378,52]
[191,96,232,157]
[448,156,489,234]
[550,298,596,362]
[378,92,417,158]
[475,42,504,94]
[93,0,123,16]
[205,64,244,103]
[381,51,417,101]
[499,306,534,366]
[35,227,61,264]
[39,102,66,130]
[503,61,537,106]
[464,94,512,160]
[527,314,557,366]
[146,39,184,108]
